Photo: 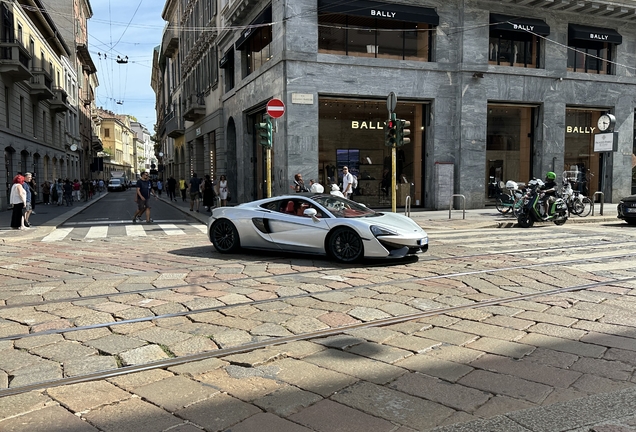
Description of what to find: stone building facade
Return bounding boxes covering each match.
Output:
[154,0,636,209]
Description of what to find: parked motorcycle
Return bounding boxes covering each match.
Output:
[516,178,568,228]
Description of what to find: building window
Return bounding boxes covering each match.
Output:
[567,24,621,75]
[488,15,548,68]
[32,104,37,136]
[19,96,24,133]
[242,26,272,78]
[318,14,434,61]
[105,128,110,138]
[221,49,234,92]
[4,86,9,128]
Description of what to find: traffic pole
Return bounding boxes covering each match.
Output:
[266,146,272,198]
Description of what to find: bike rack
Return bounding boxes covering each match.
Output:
[449,194,466,219]
[404,195,411,217]
[592,191,604,216]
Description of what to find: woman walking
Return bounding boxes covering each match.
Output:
[218,175,229,207]
[10,174,27,230]
[202,175,216,212]
[42,180,50,205]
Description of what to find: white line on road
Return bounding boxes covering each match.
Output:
[85,226,109,238]
[42,228,73,242]
[65,219,188,226]
[191,224,207,234]
[158,224,185,236]
[126,224,147,237]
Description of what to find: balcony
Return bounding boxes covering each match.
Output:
[164,110,185,138]
[161,23,179,57]
[50,87,70,112]
[222,0,261,26]
[0,39,32,81]
[28,68,54,100]
[92,135,103,153]
[183,93,205,122]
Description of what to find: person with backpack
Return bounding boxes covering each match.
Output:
[342,166,355,199]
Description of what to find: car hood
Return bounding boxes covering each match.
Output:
[621,195,636,203]
[369,211,426,234]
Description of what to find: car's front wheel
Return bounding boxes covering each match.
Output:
[626,219,636,226]
[327,227,363,263]
[210,219,241,253]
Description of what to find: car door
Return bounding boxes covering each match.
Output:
[266,198,331,253]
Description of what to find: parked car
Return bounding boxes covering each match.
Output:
[617,195,636,225]
[207,194,428,263]
[107,178,125,192]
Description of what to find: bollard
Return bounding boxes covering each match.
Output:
[449,194,466,219]
[592,191,604,216]
[405,196,411,217]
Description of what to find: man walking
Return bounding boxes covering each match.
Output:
[133,172,155,224]
[342,166,354,199]
[167,176,177,201]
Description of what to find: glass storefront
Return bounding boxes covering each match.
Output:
[564,108,602,195]
[319,98,426,207]
[486,105,534,197]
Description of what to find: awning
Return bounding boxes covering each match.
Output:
[569,24,622,45]
[219,49,233,68]
[235,6,272,50]
[318,0,439,26]
[490,14,550,36]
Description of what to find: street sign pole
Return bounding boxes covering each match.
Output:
[387,92,398,213]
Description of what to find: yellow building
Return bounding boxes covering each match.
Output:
[94,108,135,179]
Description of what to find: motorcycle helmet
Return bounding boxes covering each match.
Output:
[546,172,557,180]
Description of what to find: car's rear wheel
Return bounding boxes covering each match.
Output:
[210,219,240,253]
[327,227,363,263]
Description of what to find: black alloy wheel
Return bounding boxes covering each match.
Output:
[211,219,240,253]
[328,227,363,263]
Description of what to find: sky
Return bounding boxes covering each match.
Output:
[88,0,165,132]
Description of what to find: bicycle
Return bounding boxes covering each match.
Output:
[495,181,525,216]
[562,170,592,217]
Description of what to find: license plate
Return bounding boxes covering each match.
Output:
[626,208,636,213]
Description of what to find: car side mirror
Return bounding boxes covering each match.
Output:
[304,208,319,221]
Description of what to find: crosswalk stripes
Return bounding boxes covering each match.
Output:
[41,223,206,242]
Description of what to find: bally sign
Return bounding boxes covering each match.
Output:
[352,121,384,130]
[590,33,609,41]
[371,10,396,18]
[566,126,596,134]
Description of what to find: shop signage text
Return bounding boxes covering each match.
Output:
[512,24,534,32]
[371,10,397,18]
[351,121,384,130]
[566,126,596,134]
[590,33,609,41]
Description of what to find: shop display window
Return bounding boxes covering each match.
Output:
[318,13,433,61]
[567,42,612,75]
[243,26,272,78]
[564,109,601,195]
[488,31,540,68]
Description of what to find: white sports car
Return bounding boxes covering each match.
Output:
[207,194,428,263]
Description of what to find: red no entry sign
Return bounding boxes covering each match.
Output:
[266,98,285,118]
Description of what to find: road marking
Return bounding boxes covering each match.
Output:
[158,224,185,236]
[126,224,147,237]
[192,224,207,234]
[85,226,109,238]
[65,219,188,226]
[42,228,73,242]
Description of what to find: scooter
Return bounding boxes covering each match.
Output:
[516,178,568,228]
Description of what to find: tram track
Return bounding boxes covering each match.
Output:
[1,273,635,398]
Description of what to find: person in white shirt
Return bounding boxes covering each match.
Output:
[309,179,324,193]
[341,166,354,199]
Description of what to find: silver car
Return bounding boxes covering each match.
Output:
[207,194,428,263]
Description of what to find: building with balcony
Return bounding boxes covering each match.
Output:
[155,0,636,208]
[93,108,136,179]
[1,0,76,211]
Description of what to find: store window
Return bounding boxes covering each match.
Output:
[220,49,234,92]
[488,15,548,68]
[319,98,426,207]
[235,6,272,79]
[486,105,535,198]
[564,109,602,195]
[319,14,434,61]
[567,24,621,75]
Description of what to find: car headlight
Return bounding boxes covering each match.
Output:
[371,225,398,237]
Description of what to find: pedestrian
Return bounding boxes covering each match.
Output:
[72,179,81,202]
[28,173,37,213]
[291,173,308,192]
[82,179,90,201]
[179,177,187,202]
[341,166,354,199]
[54,179,63,205]
[309,179,324,193]
[88,181,94,199]
[41,180,50,205]
[23,172,34,227]
[98,179,104,193]
[151,178,158,195]
[167,176,177,201]
[188,173,202,212]
[218,175,229,206]
[9,174,27,230]
[63,179,73,206]
[157,179,163,197]
[202,174,216,212]
[133,171,155,224]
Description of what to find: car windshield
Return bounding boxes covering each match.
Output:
[110,179,120,184]
[312,195,377,218]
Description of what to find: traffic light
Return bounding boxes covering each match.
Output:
[385,119,397,147]
[397,119,411,146]
[258,117,272,148]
